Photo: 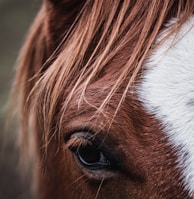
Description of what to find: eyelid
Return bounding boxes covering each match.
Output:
[65,129,111,155]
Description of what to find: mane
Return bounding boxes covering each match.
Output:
[11,0,194,156]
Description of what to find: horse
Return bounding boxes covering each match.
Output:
[11,0,194,198]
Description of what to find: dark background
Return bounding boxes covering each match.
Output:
[0,0,41,198]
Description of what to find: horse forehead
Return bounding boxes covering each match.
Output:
[139,16,194,195]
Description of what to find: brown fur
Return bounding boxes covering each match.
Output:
[11,0,194,198]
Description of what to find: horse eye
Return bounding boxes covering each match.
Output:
[75,143,111,170]
[66,133,111,171]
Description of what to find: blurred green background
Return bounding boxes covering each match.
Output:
[0,0,41,198]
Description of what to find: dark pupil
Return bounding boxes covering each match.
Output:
[78,144,100,164]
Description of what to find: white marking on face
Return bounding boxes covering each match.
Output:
[139,16,194,196]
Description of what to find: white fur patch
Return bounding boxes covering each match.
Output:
[139,16,194,196]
